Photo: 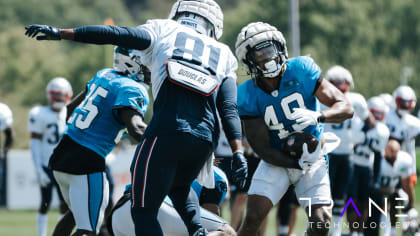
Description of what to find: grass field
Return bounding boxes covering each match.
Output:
[1,152,419,236]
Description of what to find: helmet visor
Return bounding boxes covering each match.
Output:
[396,97,416,110]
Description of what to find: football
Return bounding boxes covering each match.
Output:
[281,131,319,159]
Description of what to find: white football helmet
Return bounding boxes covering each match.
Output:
[379,93,395,111]
[325,65,354,93]
[368,96,388,121]
[393,85,416,116]
[169,0,223,40]
[0,103,13,131]
[235,22,288,78]
[46,77,73,110]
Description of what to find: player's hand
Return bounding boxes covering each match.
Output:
[231,151,248,189]
[25,24,61,40]
[37,169,51,187]
[298,142,321,172]
[291,108,322,127]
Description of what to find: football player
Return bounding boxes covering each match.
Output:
[46,47,149,236]
[321,65,372,236]
[365,139,416,236]
[0,102,13,206]
[347,96,389,235]
[108,167,234,236]
[234,22,354,236]
[24,1,247,235]
[28,77,73,236]
[385,85,420,186]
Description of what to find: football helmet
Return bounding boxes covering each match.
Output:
[235,22,288,79]
[324,65,354,93]
[169,0,223,40]
[46,77,73,110]
[393,85,416,116]
[379,93,395,111]
[368,96,388,121]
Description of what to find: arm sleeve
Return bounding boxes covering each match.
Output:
[216,77,242,141]
[74,25,152,50]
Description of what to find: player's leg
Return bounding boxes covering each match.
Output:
[238,161,290,236]
[328,154,353,236]
[295,159,332,236]
[52,210,75,236]
[169,134,213,235]
[130,136,179,236]
[49,167,68,216]
[68,172,109,236]
[230,154,260,230]
[276,186,298,236]
[52,171,74,236]
[37,179,53,236]
[347,165,360,234]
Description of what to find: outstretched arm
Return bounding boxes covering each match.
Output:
[25,24,151,50]
[315,79,354,123]
[243,117,301,169]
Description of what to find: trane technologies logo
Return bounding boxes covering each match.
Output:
[300,197,409,218]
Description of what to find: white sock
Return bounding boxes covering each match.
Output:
[330,216,343,236]
[37,213,48,236]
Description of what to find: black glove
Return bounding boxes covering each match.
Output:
[24,24,61,40]
[231,151,248,189]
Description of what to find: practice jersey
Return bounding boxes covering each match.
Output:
[323,92,369,154]
[66,69,149,158]
[237,56,322,149]
[137,19,237,99]
[0,103,13,131]
[379,151,414,188]
[137,19,238,144]
[28,106,67,166]
[386,109,420,171]
[352,121,389,168]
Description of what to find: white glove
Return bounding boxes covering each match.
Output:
[37,169,51,187]
[291,108,322,128]
[298,142,322,172]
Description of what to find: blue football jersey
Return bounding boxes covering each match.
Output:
[66,69,149,158]
[237,56,323,150]
[191,166,228,205]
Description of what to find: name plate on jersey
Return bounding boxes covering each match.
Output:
[166,60,219,96]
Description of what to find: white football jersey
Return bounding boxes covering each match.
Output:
[379,151,414,188]
[322,92,369,154]
[28,106,67,166]
[0,103,13,131]
[352,121,389,168]
[386,109,420,172]
[137,19,238,99]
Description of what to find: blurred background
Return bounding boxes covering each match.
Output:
[0,0,420,235]
[1,0,420,148]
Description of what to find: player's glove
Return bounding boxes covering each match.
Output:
[231,151,248,189]
[291,108,322,127]
[24,24,61,40]
[298,142,321,172]
[36,168,51,187]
